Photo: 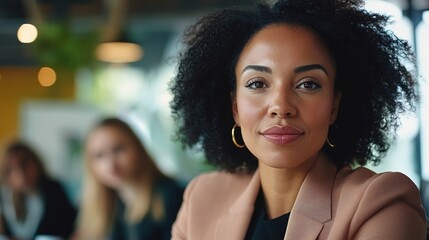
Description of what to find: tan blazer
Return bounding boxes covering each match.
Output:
[172,154,427,239]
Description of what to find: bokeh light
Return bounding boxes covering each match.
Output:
[38,67,57,87]
[95,42,143,63]
[17,23,38,43]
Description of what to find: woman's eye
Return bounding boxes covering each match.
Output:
[93,152,104,160]
[113,145,124,154]
[297,80,321,90]
[245,79,267,89]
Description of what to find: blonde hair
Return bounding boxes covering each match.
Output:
[78,118,165,239]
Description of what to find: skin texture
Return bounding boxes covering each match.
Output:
[232,24,341,218]
[86,126,141,190]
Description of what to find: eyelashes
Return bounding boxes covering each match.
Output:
[244,77,321,91]
[296,80,321,90]
[245,78,267,89]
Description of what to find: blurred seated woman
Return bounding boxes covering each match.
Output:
[0,141,77,239]
[78,117,183,240]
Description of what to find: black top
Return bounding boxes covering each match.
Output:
[108,177,184,240]
[245,191,290,240]
[0,178,77,239]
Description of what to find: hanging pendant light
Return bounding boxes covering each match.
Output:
[95,38,143,64]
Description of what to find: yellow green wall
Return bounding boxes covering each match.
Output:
[0,67,75,143]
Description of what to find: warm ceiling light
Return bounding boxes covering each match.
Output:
[38,67,57,87]
[95,42,143,63]
[17,23,38,43]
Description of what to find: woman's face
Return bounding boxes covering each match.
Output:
[233,24,340,169]
[86,126,141,189]
[5,152,39,192]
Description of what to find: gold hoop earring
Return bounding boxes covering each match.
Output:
[326,138,335,148]
[231,124,245,148]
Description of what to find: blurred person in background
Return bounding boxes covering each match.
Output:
[0,141,77,239]
[77,117,183,240]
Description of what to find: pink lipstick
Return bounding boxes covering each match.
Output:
[261,125,303,145]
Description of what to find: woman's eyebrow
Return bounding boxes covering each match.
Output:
[294,64,328,76]
[241,64,328,76]
[241,65,272,75]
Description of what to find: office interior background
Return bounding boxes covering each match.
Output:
[0,0,428,208]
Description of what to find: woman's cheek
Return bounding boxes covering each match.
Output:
[237,96,265,126]
[303,100,332,143]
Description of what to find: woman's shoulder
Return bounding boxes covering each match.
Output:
[188,171,253,192]
[333,166,425,220]
[183,171,253,205]
[193,170,253,183]
[39,178,67,196]
[327,167,427,239]
[156,177,183,193]
[336,167,420,195]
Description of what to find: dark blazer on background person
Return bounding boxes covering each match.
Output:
[109,178,184,240]
[0,178,77,239]
[172,153,427,240]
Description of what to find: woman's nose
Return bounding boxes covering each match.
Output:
[103,152,118,165]
[268,88,297,118]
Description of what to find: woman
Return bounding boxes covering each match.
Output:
[170,0,427,239]
[78,117,183,240]
[0,141,77,239]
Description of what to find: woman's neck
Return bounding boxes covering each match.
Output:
[259,155,317,219]
[117,184,138,208]
[116,180,152,223]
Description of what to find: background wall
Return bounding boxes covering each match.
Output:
[0,67,75,144]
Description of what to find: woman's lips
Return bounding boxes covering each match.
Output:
[261,125,304,145]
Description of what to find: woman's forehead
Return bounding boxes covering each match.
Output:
[236,24,336,77]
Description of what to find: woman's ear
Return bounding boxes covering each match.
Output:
[330,92,342,125]
[231,92,240,125]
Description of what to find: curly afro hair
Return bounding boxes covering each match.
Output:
[170,0,418,173]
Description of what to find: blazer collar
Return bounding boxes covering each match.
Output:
[284,153,338,239]
[214,168,261,239]
[215,153,338,240]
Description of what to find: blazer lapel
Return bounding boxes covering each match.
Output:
[284,153,338,240]
[214,170,261,240]
[284,214,324,240]
[214,154,338,240]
